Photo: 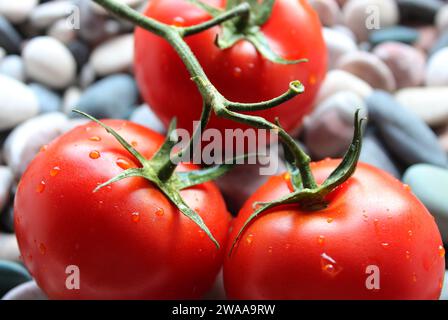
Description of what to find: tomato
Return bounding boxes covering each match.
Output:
[134,0,327,135]
[224,160,445,299]
[14,120,231,299]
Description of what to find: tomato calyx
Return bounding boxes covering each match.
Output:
[229,110,366,256]
[187,0,309,65]
[73,110,245,249]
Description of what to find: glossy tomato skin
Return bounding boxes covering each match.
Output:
[134,0,327,135]
[14,120,231,299]
[224,160,445,299]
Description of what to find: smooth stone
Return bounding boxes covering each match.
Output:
[73,74,138,119]
[314,70,373,106]
[0,47,5,61]
[403,164,448,242]
[30,0,75,29]
[23,36,76,89]
[397,0,443,24]
[395,87,448,127]
[0,55,25,82]
[0,75,39,131]
[78,0,109,45]
[367,90,448,167]
[429,31,448,56]
[436,5,448,32]
[359,129,401,178]
[90,34,134,76]
[47,19,76,44]
[304,91,368,159]
[343,0,399,42]
[373,42,426,89]
[67,40,90,72]
[62,86,82,114]
[323,27,358,69]
[0,16,22,54]
[441,271,448,300]
[0,0,38,24]
[0,233,20,262]
[3,112,69,177]
[415,26,439,53]
[0,166,13,213]
[0,206,14,234]
[308,0,342,27]
[79,63,96,89]
[29,83,62,114]
[425,47,448,86]
[369,26,419,47]
[2,281,47,300]
[439,126,448,153]
[129,105,165,134]
[90,0,144,15]
[336,51,396,91]
[0,260,31,296]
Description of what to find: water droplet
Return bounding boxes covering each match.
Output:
[248,63,255,69]
[320,253,342,277]
[131,212,140,223]
[268,246,273,254]
[198,230,205,238]
[439,279,443,289]
[412,273,417,283]
[405,250,411,260]
[317,235,325,245]
[50,166,60,177]
[381,242,389,248]
[131,141,138,147]
[154,207,164,216]
[327,218,333,223]
[89,136,101,142]
[172,16,185,26]
[283,172,290,181]
[89,150,101,159]
[39,243,46,255]
[116,158,132,170]
[233,67,242,78]
[403,184,411,191]
[439,245,445,258]
[246,234,254,245]
[40,144,48,152]
[309,74,317,85]
[285,243,291,250]
[36,180,46,193]
[408,230,413,237]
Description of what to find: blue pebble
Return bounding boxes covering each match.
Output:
[29,83,62,114]
[0,260,31,296]
[369,26,419,47]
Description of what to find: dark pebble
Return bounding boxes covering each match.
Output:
[0,16,22,54]
[67,40,90,72]
[397,0,444,24]
[0,260,31,296]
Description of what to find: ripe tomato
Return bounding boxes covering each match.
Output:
[134,0,327,135]
[14,120,231,299]
[224,160,445,299]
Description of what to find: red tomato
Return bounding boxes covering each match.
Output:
[134,0,327,135]
[224,160,445,299]
[14,120,231,299]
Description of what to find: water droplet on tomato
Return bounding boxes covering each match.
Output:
[233,67,242,78]
[320,253,342,277]
[381,242,389,248]
[248,62,255,69]
[246,234,254,245]
[39,243,46,255]
[439,245,445,258]
[403,184,411,191]
[412,273,417,283]
[36,180,46,193]
[116,158,132,170]
[131,212,140,223]
[40,144,48,152]
[155,207,164,216]
[268,246,273,254]
[309,74,317,85]
[439,279,443,289]
[131,141,138,147]
[173,16,185,26]
[198,230,205,238]
[317,235,325,245]
[89,136,101,142]
[283,172,290,181]
[327,218,333,223]
[408,230,413,238]
[89,150,101,159]
[285,243,291,250]
[405,250,411,260]
[50,166,60,177]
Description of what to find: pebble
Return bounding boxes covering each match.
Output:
[403,164,448,243]
[90,34,134,76]
[323,27,358,69]
[48,18,77,44]
[373,42,426,89]
[369,26,419,47]
[430,31,448,56]
[67,40,90,71]
[304,91,368,159]
[129,105,166,134]
[415,26,439,53]
[395,87,448,127]
[439,126,448,153]
[90,0,144,15]
[343,0,399,42]
[62,86,82,114]
[2,281,47,300]
[0,55,25,82]
[0,0,38,24]
[308,0,342,27]
[79,63,96,89]
[78,0,110,45]
[366,90,448,167]
[441,271,448,300]
[314,70,373,106]
[3,113,69,177]
[30,0,76,29]
[0,48,5,61]
[359,129,401,178]
[29,83,62,114]
[0,167,13,213]
[0,16,22,54]
[1,206,14,234]
[397,0,444,24]
[436,5,448,32]
[0,260,31,296]
[0,234,20,262]
[336,51,396,91]
[425,47,448,86]
[72,74,138,119]
[0,75,39,131]
[22,36,76,89]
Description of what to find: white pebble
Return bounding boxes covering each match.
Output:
[323,27,358,69]
[0,233,20,262]
[2,281,48,300]
[436,5,448,32]
[90,34,134,76]
[30,0,76,29]
[0,55,25,82]
[62,86,82,114]
[0,0,38,24]
[48,19,77,44]
[425,47,448,86]
[0,166,13,213]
